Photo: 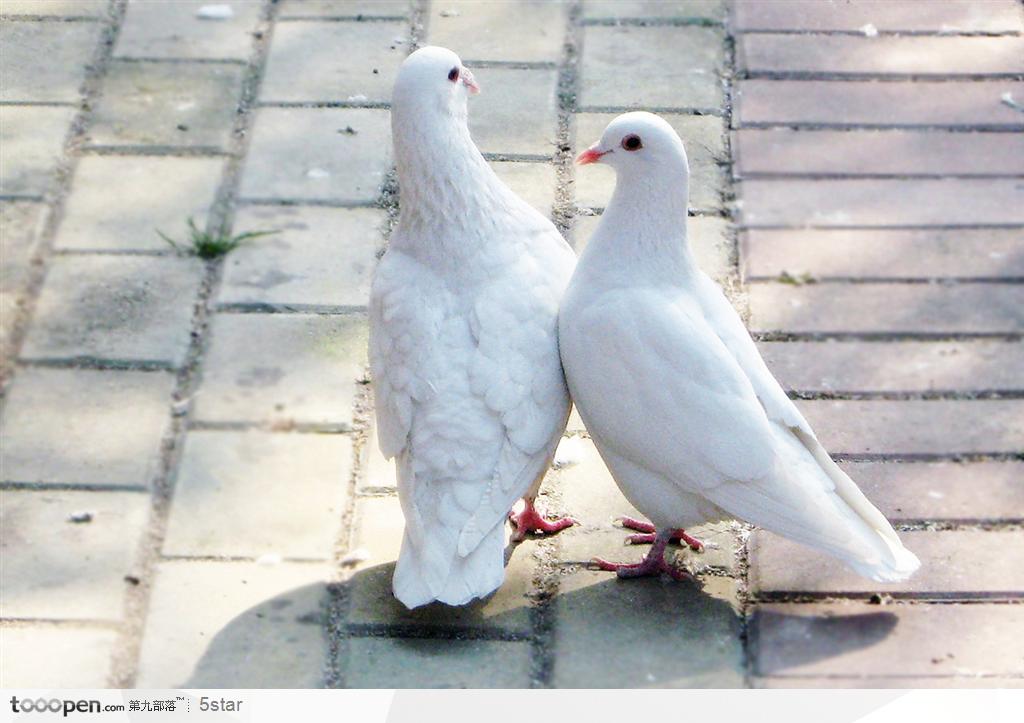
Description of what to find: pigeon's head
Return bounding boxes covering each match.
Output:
[392,46,480,121]
[576,112,688,179]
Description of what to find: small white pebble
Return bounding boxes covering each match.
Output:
[195,4,232,19]
[68,511,94,524]
[339,548,371,567]
[306,167,330,179]
[196,4,234,20]
[347,94,369,103]
[859,23,878,37]
[927,490,945,500]
[392,36,407,45]
[255,553,282,566]
[439,8,461,17]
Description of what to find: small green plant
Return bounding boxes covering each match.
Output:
[157,217,277,259]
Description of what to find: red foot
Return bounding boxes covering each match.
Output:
[619,516,704,552]
[509,499,576,542]
[591,531,692,582]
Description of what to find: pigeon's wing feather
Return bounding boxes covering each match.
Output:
[457,237,573,554]
[567,289,777,488]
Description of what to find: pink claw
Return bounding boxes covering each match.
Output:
[591,530,692,582]
[509,499,577,542]
[619,516,704,552]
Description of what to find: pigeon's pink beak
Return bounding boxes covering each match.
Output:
[576,145,610,165]
[461,68,480,95]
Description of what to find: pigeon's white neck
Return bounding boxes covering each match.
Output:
[583,164,697,285]
[390,102,510,261]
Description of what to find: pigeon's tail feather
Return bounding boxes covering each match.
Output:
[710,423,919,583]
[392,522,506,609]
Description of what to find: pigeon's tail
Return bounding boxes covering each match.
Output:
[710,424,920,583]
[392,521,506,609]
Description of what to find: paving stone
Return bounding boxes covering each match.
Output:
[751,529,1024,597]
[240,107,391,202]
[795,399,1024,457]
[116,0,263,60]
[163,430,351,559]
[0,105,75,196]
[583,0,726,20]
[0,202,44,356]
[738,35,1024,77]
[54,155,224,252]
[0,625,117,688]
[575,112,727,212]
[0,367,173,486]
[219,205,386,309]
[732,0,1024,34]
[345,496,536,634]
[751,602,1024,678]
[469,67,558,157]
[21,255,203,367]
[0,489,149,620]
[837,461,1024,523]
[738,179,1024,227]
[136,560,330,687]
[741,228,1024,280]
[277,0,409,17]
[0,21,99,102]
[87,60,244,149]
[580,25,725,111]
[552,568,742,687]
[428,0,566,63]
[490,161,556,217]
[2,0,109,15]
[261,20,405,103]
[758,341,1024,393]
[343,637,532,688]
[735,80,1024,129]
[574,213,734,281]
[733,129,1024,178]
[192,312,367,426]
[748,283,1024,335]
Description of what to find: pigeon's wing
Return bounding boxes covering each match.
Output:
[566,288,777,488]
[456,244,573,554]
[693,272,908,554]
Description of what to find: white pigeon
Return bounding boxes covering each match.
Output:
[369,46,578,608]
[559,112,920,582]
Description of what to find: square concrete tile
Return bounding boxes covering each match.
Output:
[428,0,567,63]
[2,1,109,16]
[0,202,45,354]
[0,625,117,688]
[0,105,76,196]
[20,255,203,367]
[219,205,386,309]
[192,312,368,426]
[261,20,405,103]
[0,367,174,487]
[55,155,224,251]
[240,107,391,202]
[583,1,726,20]
[116,0,263,60]
[0,489,149,620]
[163,430,351,559]
[580,25,725,111]
[342,637,532,688]
[469,67,559,157]
[136,560,330,687]
[0,21,99,102]
[277,0,409,17]
[87,60,243,149]
[490,161,557,218]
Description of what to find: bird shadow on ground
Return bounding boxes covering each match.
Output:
[178,554,899,688]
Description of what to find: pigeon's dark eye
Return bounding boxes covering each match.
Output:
[447,67,460,82]
[622,134,642,151]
